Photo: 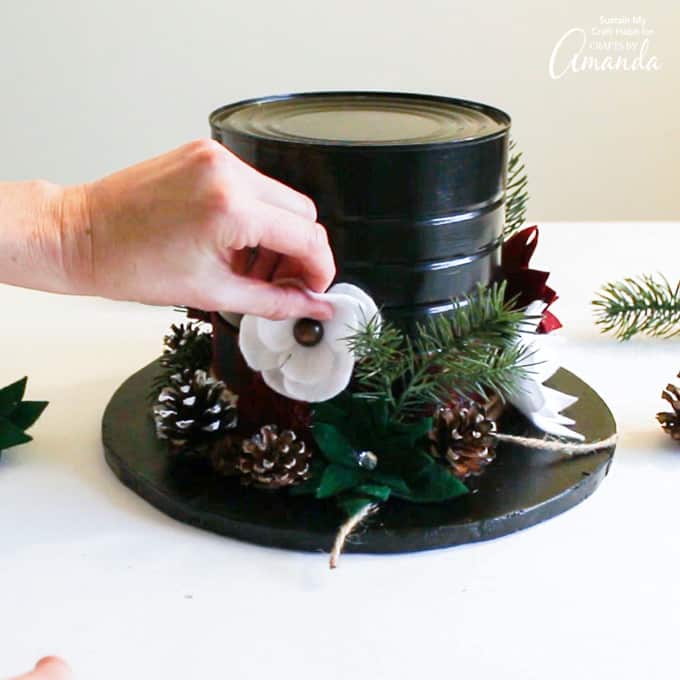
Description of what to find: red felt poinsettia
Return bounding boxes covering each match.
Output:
[501,226,561,334]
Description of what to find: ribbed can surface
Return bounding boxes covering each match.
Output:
[210,91,510,330]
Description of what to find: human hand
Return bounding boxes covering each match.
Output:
[8,656,71,680]
[58,139,335,319]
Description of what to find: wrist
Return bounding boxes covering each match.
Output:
[54,182,95,295]
[0,179,91,294]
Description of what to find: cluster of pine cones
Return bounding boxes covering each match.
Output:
[153,323,314,489]
[153,365,313,489]
[216,399,499,486]
[154,367,499,487]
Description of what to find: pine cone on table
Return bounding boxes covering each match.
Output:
[657,375,680,442]
[153,369,237,454]
[237,425,312,489]
[428,401,497,479]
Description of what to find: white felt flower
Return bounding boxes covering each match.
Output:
[238,283,379,403]
[508,301,584,441]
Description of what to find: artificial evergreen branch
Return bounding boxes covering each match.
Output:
[345,282,531,420]
[593,274,680,341]
[504,140,529,238]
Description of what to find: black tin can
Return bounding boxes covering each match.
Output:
[210,91,510,331]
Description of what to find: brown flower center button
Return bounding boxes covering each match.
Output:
[293,318,325,347]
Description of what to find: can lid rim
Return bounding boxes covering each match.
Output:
[209,90,511,151]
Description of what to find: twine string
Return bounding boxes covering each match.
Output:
[329,503,377,569]
[491,432,618,455]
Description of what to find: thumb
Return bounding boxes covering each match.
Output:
[11,657,72,680]
[215,277,333,321]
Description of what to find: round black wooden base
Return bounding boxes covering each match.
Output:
[102,360,616,555]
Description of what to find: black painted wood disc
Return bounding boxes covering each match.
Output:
[102,360,616,554]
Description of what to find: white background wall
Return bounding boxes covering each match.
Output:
[0,0,677,221]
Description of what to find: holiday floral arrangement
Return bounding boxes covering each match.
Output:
[151,145,613,565]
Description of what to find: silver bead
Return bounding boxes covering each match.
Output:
[356,450,378,470]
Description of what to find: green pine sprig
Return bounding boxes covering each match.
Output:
[593,274,680,341]
[504,139,529,238]
[345,282,531,420]
[0,377,48,455]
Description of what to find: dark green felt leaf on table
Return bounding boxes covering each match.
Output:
[0,377,27,417]
[0,418,33,450]
[10,401,48,431]
[0,378,48,456]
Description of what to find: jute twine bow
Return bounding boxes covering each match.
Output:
[328,432,618,569]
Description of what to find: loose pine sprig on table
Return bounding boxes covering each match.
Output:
[345,282,532,420]
[504,140,529,238]
[593,274,680,341]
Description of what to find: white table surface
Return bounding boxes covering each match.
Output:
[1,222,679,679]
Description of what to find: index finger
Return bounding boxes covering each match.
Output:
[233,199,335,292]
[220,144,318,221]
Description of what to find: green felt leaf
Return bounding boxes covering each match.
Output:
[0,417,33,450]
[315,392,391,439]
[366,437,430,481]
[288,458,326,496]
[0,377,27,417]
[362,397,389,429]
[368,469,412,496]
[337,495,376,518]
[312,422,357,466]
[354,484,391,502]
[313,392,355,428]
[9,400,48,431]
[387,417,433,447]
[313,392,467,507]
[392,455,469,503]
[316,464,364,499]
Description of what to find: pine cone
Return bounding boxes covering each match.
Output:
[657,375,680,441]
[237,425,312,489]
[153,369,237,453]
[428,401,497,479]
[161,322,212,373]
